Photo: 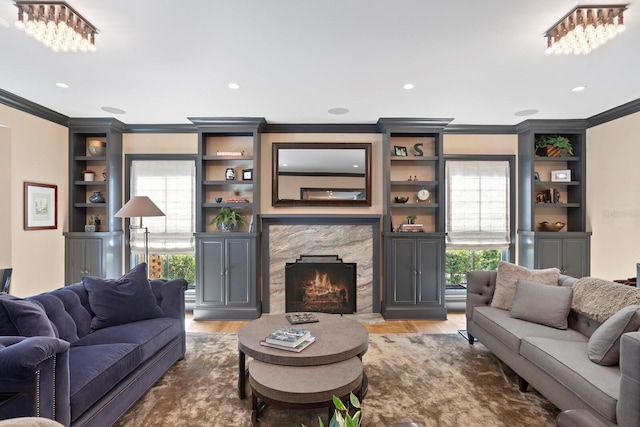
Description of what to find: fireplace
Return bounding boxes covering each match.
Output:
[285,255,356,314]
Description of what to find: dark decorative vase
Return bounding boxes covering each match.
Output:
[219,222,234,232]
[89,191,105,203]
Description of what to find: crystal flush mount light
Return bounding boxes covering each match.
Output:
[14,1,97,53]
[544,5,627,56]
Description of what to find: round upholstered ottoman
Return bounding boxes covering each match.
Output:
[249,357,363,426]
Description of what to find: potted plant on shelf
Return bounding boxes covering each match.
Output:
[407,214,417,224]
[210,207,247,232]
[535,135,573,157]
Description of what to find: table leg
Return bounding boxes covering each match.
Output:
[238,350,246,399]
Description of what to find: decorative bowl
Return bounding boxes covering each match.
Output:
[394,196,409,203]
[537,221,566,232]
[88,145,106,156]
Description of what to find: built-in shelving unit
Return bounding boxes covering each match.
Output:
[517,120,591,278]
[190,117,266,320]
[378,118,452,319]
[64,118,124,284]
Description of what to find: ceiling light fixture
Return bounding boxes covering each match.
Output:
[55,82,68,88]
[403,83,415,90]
[228,83,240,89]
[14,1,97,53]
[572,86,586,92]
[545,5,627,56]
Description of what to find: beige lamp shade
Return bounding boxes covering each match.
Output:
[114,196,165,218]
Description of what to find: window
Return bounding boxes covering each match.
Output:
[445,157,515,285]
[126,156,196,284]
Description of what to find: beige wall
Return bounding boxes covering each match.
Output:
[587,112,640,280]
[0,104,68,296]
[0,126,12,268]
[123,133,197,155]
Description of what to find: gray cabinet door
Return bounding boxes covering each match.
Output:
[198,238,225,307]
[416,239,442,305]
[535,236,589,277]
[563,238,589,278]
[65,236,104,284]
[388,238,417,305]
[536,238,563,271]
[226,238,253,306]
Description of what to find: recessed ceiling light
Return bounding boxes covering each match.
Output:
[56,82,69,88]
[353,165,358,168]
[572,86,586,92]
[514,109,539,117]
[101,106,126,115]
[228,83,240,89]
[403,83,415,90]
[328,107,349,115]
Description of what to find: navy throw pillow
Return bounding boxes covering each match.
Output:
[0,295,57,337]
[83,263,164,331]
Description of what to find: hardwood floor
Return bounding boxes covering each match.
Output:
[185,311,467,334]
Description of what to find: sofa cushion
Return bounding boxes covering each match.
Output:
[588,305,640,366]
[0,296,56,337]
[510,279,573,329]
[73,317,181,363]
[83,263,164,331]
[474,306,587,354]
[68,343,140,422]
[490,261,560,310]
[47,288,93,339]
[520,337,619,423]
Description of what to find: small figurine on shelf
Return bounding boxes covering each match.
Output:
[91,215,101,232]
[102,168,107,181]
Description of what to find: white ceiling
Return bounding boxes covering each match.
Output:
[0,0,639,126]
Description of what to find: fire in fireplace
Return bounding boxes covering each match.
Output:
[285,255,356,314]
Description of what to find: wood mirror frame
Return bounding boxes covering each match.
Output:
[272,142,372,207]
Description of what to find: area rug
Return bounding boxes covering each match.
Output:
[114,333,559,427]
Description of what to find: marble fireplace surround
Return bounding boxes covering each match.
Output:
[260,215,381,314]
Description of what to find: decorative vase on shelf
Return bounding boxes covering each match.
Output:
[89,191,105,204]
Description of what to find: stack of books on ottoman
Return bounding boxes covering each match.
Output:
[260,326,316,352]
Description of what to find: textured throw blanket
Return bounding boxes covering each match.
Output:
[572,277,640,323]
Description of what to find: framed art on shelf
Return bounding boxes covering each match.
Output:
[551,169,571,182]
[242,168,253,181]
[394,146,408,157]
[24,182,58,230]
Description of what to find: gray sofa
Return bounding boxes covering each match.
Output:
[466,269,640,427]
[0,263,187,427]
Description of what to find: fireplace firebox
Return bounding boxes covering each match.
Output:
[285,255,356,314]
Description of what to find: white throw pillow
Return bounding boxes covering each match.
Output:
[491,261,560,310]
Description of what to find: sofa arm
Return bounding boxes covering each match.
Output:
[0,336,70,426]
[465,270,498,321]
[617,331,640,427]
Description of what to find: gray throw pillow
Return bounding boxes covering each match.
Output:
[588,305,640,366]
[491,261,560,310]
[510,278,573,329]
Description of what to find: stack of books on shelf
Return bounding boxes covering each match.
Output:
[260,326,315,352]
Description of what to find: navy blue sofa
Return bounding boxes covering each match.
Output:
[0,272,187,427]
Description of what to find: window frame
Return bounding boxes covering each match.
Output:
[123,154,197,272]
[444,154,516,263]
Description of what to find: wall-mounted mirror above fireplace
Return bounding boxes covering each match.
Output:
[272,142,372,206]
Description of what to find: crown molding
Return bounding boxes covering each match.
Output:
[0,89,69,126]
[587,98,640,128]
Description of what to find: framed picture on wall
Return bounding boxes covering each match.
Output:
[394,146,408,157]
[23,182,58,230]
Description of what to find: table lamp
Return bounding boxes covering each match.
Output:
[114,196,165,278]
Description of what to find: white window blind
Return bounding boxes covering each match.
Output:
[130,160,195,255]
[446,160,510,250]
